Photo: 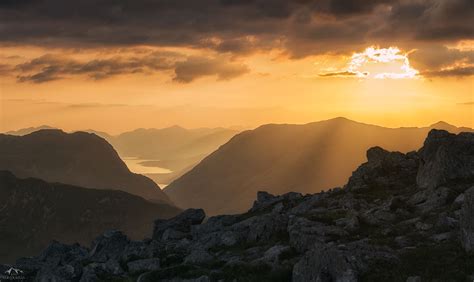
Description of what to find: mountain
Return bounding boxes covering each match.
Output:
[110,126,238,161]
[8,129,474,281]
[0,171,181,264]
[0,129,172,204]
[5,125,56,135]
[106,126,239,185]
[165,118,473,215]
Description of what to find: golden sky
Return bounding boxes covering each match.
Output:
[0,1,473,133]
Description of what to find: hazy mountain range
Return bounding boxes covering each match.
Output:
[99,126,240,185]
[0,129,171,204]
[0,171,181,263]
[6,125,239,186]
[165,118,473,215]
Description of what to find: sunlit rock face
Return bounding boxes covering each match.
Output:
[5,129,474,281]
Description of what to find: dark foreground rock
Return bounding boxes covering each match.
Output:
[4,130,474,281]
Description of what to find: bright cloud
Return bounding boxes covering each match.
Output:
[320,47,420,79]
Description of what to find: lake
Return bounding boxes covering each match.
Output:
[122,157,173,174]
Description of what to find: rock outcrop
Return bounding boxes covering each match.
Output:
[417,130,474,189]
[4,130,474,281]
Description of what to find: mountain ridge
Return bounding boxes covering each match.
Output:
[165,118,474,215]
[0,129,171,204]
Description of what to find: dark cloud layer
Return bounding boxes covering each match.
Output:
[0,0,472,57]
[422,66,474,78]
[1,0,473,82]
[13,52,249,83]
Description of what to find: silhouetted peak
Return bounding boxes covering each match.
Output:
[26,129,66,136]
[429,121,456,130]
[5,125,56,135]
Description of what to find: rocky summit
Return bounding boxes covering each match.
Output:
[3,129,474,281]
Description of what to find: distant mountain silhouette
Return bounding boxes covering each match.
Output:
[0,129,172,204]
[5,125,56,135]
[110,126,239,160]
[0,171,181,263]
[165,118,473,215]
[105,126,239,184]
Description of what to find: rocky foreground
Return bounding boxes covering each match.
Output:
[2,129,474,281]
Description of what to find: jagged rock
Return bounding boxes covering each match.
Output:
[431,232,453,242]
[454,193,465,206]
[415,222,433,231]
[23,241,89,281]
[346,146,418,192]
[127,258,161,273]
[89,230,130,263]
[408,186,454,213]
[292,244,358,282]
[262,245,291,264]
[80,260,124,281]
[335,212,360,232]
[184,249,214,265]
[79,267,98,282]
[232,213,288,243]
[251,191,302,213]
[417,130,474,189]
[288,217,346,252]
[461,187,474,252]
[406,276,421,282]
[153,209,206,240]
[121,240,150,262]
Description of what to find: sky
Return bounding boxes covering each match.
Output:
[0,0,473,134]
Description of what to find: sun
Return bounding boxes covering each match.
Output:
[348,46,419,79]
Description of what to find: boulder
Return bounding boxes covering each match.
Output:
[184,249,214,265]
[461,187,474,252]
[292,245,358,282]
[153,209,206,240]
[89,230,130,263]
[417,130,474,189]
[346,146,418,192]
[127,258,161,273]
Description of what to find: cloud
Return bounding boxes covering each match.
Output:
[410,45,474,70]
[173,56,249,83]
[13,52,249,83]
[0,0,472,59]
[318,71,359,77]
[422,66,474,78]
[458,101,474,105]
[319,46,419,79]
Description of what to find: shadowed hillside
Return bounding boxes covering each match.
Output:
[0,129,171,204]
[165,118,473,215]
[0,171,181,264]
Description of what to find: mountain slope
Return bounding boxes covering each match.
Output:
[0,129,171,204]
[0,171,181,263]
[165,118,473,215]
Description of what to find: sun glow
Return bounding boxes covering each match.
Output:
[348,47,419,79]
